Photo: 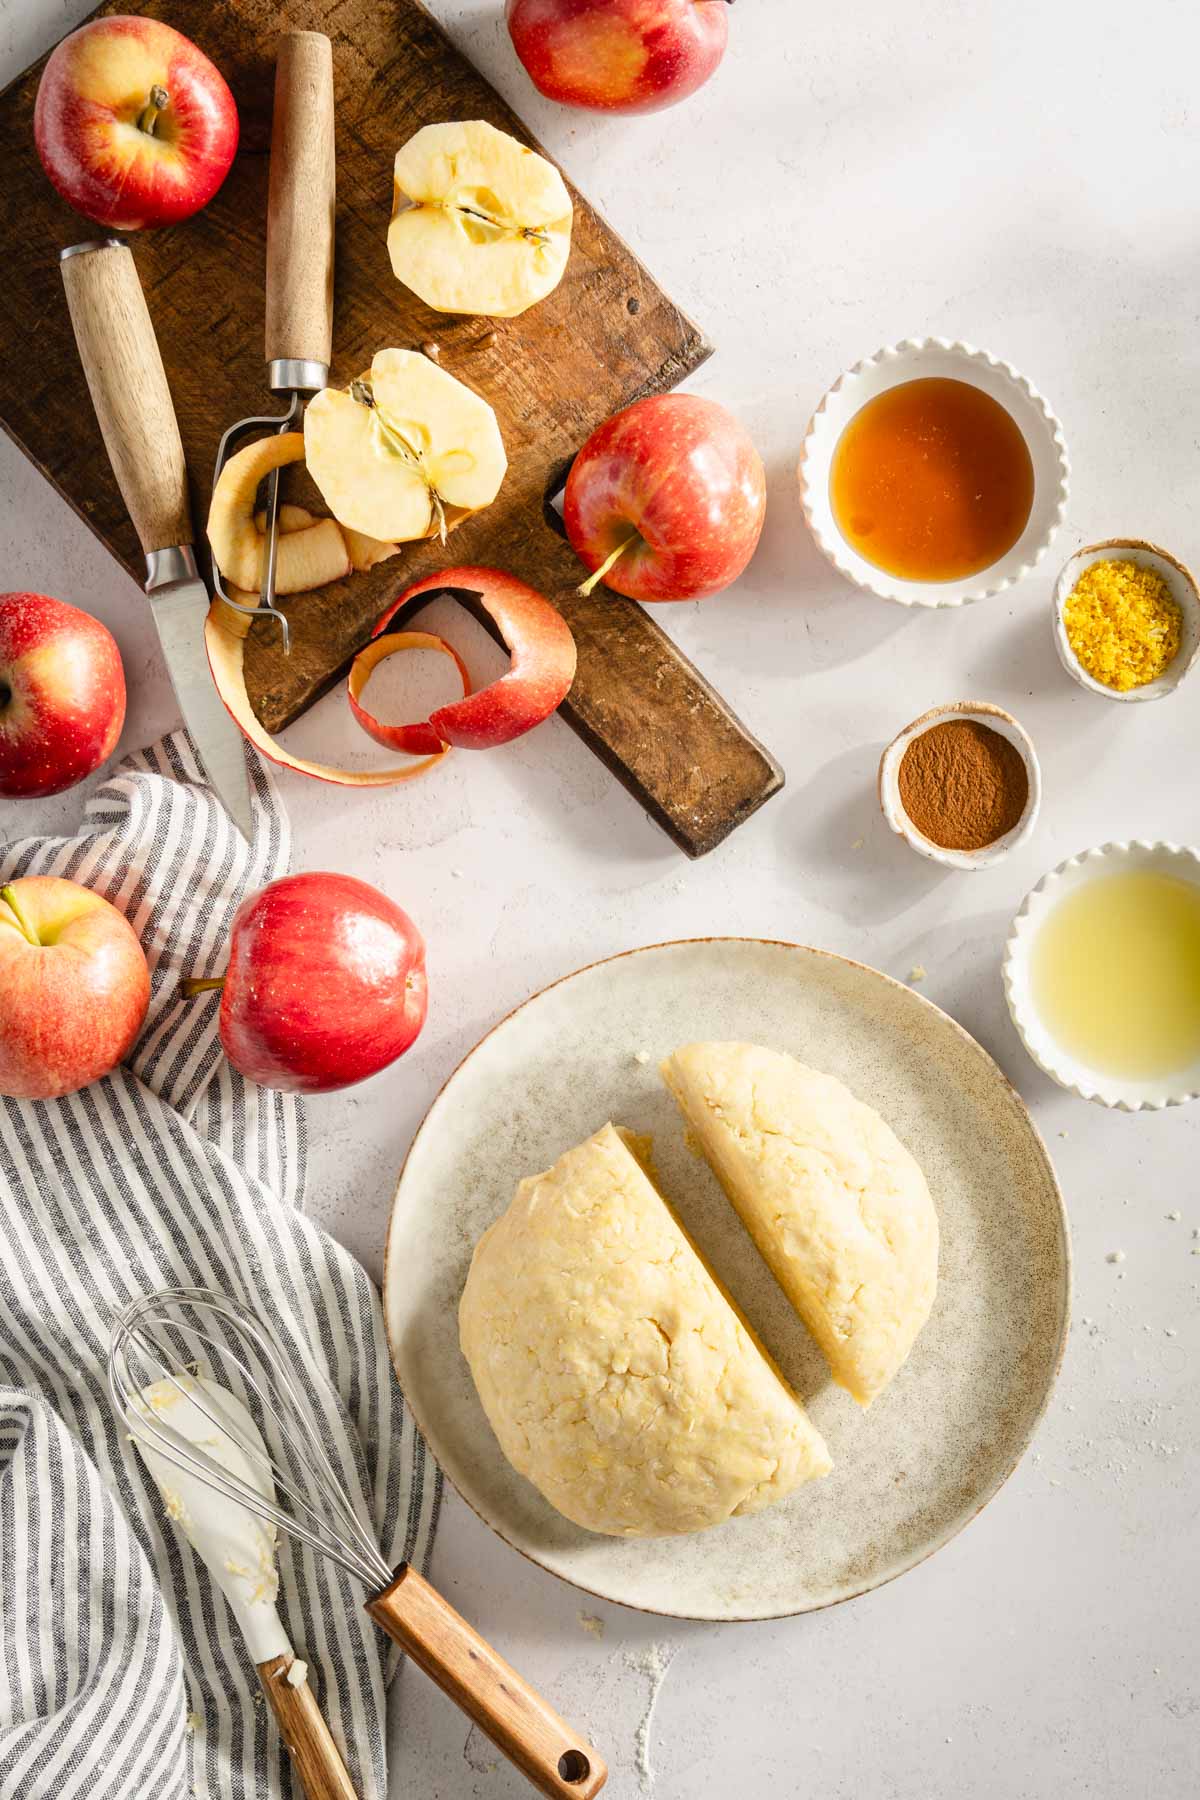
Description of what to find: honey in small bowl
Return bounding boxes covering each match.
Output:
[830,377,1035,583]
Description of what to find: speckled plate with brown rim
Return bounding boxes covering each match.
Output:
[383,938,1070,1622]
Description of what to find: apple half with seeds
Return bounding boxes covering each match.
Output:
[388,120,572,318]
[304,349,507,544]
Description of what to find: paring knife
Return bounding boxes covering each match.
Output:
[60,238,255,840]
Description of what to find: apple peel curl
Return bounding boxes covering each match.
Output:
[356,566,577,751]
[203,564,576,788]
[349,629,472,755]
[204,607,457,787]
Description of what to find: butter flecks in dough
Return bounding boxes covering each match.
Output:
[661,1044,938,1408]
[459,1123,831,1537]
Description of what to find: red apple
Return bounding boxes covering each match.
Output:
[202,873,427,1094]
[350,567,577,753]
[34,16,238,231]
[0,876,149,1100]
[563,394,766,602]
[0,592,125,798]
[505,0,729,114]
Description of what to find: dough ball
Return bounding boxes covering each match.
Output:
[459,1122,831,1537]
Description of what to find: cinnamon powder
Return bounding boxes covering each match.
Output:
[897,719,1028,851]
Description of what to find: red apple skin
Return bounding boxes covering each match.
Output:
[563,395,766,602]
[0,876,149,1100]
[362,568,577,751]
[218,873,428,1095]
[505,0,728,114]
[0,592,125,798]
[34,15,238,231]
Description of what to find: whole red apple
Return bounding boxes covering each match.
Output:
[350,567,577,753]
[563,394,766,602]
[34,15,238,231]
[0,592,125,798]
[202,873,428,1094]
[506,0,729,114]
[0,876,149,1100]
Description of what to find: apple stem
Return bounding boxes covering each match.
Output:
[0,884,39,947]
[136,85,171,135]
[577,531,640,598]
[181,975,226,1000]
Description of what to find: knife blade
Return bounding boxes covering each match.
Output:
[59,238,254,840]
[148,563,255,842]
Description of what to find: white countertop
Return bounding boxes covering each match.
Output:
[3,1,1198,1794]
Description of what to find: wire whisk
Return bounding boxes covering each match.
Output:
[111,1286,389,1588]
[109,1286,604,1800]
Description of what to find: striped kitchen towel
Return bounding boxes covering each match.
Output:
[0,734,440,1800]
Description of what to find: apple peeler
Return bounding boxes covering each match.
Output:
[210,30,336,653]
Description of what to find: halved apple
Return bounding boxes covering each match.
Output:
[387,120,572,318]
[350,566,576,751]
[207,433,350,594]
[303,349,506,544]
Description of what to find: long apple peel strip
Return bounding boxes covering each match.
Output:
[204,609,464,787]
[348,629,472,755]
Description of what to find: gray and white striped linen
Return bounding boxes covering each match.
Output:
[0,735,440,1800]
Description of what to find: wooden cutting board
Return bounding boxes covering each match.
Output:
[0,0,783,857]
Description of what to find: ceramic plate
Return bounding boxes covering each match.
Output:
[384,939,1070,1621]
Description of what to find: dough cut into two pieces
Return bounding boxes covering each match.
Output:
[459,1044,939,1538]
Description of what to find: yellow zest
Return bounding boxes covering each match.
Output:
[1063,558,1182,692]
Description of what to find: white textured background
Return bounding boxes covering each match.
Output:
[3,1,1199,1794]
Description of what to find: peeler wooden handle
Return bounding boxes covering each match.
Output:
[257,1653,361,1800]
[265,31,335,372]
[60,239,192,557]
[366,1566,606,1800]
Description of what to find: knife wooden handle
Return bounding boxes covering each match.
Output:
[366,1566,605,1799]
[257,1654,361,1800]
[60,240,192,557]
[266,31,335,369]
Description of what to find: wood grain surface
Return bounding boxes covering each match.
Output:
[256,1653,361,1800]
[0,0,784,855]
[366,1564,606,1799]
[59,240,193,555]
[265,31,335,368]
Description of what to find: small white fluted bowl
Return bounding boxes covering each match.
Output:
[878,700,1041,870]
[1003,840,1200,1111]
[1053,538,1200,702]
[799,338,1070,608]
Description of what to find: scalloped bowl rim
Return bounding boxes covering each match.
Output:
[799,337,1071,609]
[1002,839,1200,1110]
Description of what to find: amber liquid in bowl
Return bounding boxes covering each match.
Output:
[830,377,1035,582]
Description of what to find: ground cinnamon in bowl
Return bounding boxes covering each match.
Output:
[897,718,1029,851]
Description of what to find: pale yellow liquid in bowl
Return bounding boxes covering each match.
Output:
[1030,869,1200,1080]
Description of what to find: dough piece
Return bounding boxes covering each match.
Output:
[661,1044,938,1407]
[459,1123,831,1537]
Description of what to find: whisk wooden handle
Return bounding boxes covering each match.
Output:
[257,1653,361,1800]
[265,31,335,369]
[366,1567,606,1800]
[60,240,192,556]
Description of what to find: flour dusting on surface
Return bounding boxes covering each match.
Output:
[624,1641,678,1793]
[578,1611,605,1638]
